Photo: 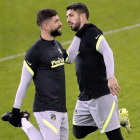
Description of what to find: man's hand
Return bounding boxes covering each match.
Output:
[9,107,21,127]
[75,23,94,38]
[108,77,121,96]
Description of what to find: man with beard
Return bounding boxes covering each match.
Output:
[6,9,67,140]
[65,3,132,140]
[4,9,90,140]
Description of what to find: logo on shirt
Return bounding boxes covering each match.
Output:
[26,61,32,65]
[101,119,106,124]
[74,109,77,115]
[57,47,62,54]
[51,114,56,121]
[95,34,100,39]
[51,57,64,68]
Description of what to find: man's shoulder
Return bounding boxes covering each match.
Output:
[81,24,104,46]
[55,40,61,45]
[25,39,42,57]
[85,25,103,36]
[28,38,42,51]
[32,38,42,48]
[55,40,63,49]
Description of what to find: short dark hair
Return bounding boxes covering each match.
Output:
[37,9,57,27]
[66,3,89,20]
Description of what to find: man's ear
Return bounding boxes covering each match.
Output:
[80,13,86,21]
[43,22,50,30]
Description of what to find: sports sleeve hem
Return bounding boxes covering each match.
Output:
[96,35,104,51]
[23,60,34,76]
[65,52,69,62]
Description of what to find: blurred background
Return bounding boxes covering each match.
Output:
[0,0,140,139]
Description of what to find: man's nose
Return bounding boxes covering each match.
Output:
[59,21,62,26]
[67,17,70,22]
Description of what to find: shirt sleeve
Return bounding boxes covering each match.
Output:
[14,47,40,108]
[13,64,33,109]
[62,49,68,61]
[97,36,115,79]
[65,36,81,63]
[24,47,40,76]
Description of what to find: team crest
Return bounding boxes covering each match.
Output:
[51,114,56,121]
[74,109,77,115]
[57,47,62,54]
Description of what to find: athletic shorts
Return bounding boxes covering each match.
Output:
[73,94,120,133]
[34,111,69,140]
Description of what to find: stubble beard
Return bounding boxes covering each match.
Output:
[71,22,81,31]
[71,18,81,31]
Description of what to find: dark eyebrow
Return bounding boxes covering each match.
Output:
[55,18,59,22]
[66,13,73,17]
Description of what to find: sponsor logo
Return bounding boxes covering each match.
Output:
[51,57,64,68]
[95,34,100,39]
[101,118,106,124]
[101,119,105,124]
[26,61,32,65]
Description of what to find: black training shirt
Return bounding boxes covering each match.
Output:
[75,25,110,100]
[24,37,67,112]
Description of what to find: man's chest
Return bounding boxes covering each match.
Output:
[40,45,64,69]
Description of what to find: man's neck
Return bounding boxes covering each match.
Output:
[41,30,55,41]
[79,21,89,29]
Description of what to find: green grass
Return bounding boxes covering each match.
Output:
[0,0,140,139]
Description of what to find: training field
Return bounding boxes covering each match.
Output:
[0,0,140,139]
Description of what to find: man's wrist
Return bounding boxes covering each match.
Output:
[12,107,20,115]
[107,75,115,80]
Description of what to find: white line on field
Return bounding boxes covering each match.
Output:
[0,52,26,62]
[0,23,140,62]
[103,23,140,35]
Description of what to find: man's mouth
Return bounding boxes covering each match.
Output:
[69,22,73,26]
[57,27,61,31]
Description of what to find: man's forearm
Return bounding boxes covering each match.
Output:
[98,37,114,79]
[66,36,81,63]
[14,64,32,109]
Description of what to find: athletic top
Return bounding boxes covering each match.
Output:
[75,25,111,100]
[24,37,67,112]
[13,36,83,112]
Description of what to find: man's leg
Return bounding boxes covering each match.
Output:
[89,94,121,133]
[73,125,98,139]
[34,111,66,140]
[21,118,43,140]
[1,111,43,140]
[60,113,69,140]
[88,94,124,140]
[72,100,98,139]
[106,128,124,140]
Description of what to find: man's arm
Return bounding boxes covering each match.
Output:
[65,23,95,63]
[9,63,33,127]
[65,36,81,63]
[9,47,39,127]
[97,36,121,95]
[14,63,33,109]
[97,36,114,79]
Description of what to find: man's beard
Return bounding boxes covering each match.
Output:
[50,28,62,37]
[70,19,81,31]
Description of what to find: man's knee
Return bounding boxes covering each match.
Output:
[27,126,43,140]
[73,125,98,139]
[73,125,84,139]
